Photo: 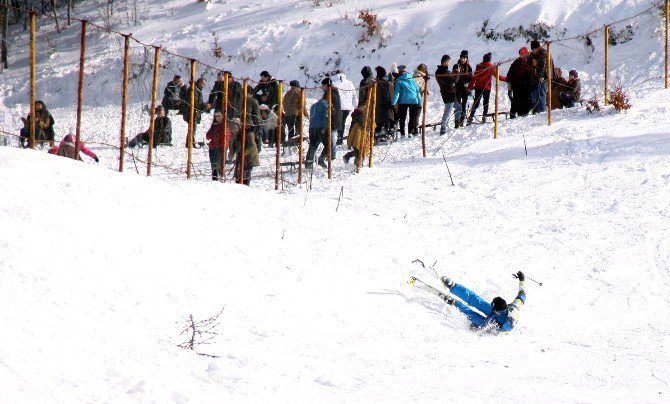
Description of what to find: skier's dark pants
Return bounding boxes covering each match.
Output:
[208,148,222,181]
[305,128,335,164]
[469,89,490,123]
[409,104,422,135]
[450,283,492,327]
[510,87,532,119]
[455,92,469,127]
[285,114,299,140]
[396,104,413,136]
[337,110,350,144]
[343,148,360,165]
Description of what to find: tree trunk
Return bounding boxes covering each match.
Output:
[51,0,59,33]
[1,0,8,70]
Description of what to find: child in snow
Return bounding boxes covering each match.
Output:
[48,133,99,162]
[440,271,526,334]
[205,110,231,181]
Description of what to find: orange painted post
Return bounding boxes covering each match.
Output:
[186,60,196,179]
[368,81,378,168]
[494,65,499,138]
[220,72,229,182]
[604,25,609,106]
[421,76,428,157]
[297,88,305,184]
[327,85,332,179]
[666,0,669,89]
[74,20,87,158]
[239,79,248,184]
[119,35,130,172]
[356,81,373,173]
[547,42,552,126]
[275,80,283,190]
[29,11,35,149]
[146,46,160,176]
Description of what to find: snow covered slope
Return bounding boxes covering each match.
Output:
[2,74,670,404]
[1,1,670,401]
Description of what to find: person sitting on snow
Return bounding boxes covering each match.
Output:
[439,271,526,334]
[48,133,99,162]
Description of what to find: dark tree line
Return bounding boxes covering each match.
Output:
[1,0,87,71]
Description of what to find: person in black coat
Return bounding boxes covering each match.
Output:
[506,47,533,118]
[374,66,394,136]
[453,50,473,128]
[253,71,279,108]
[161,75,187,111]
[127,106,172,147]
[358,66,374,107]
[435,55,462,134]
[180,77,212,147]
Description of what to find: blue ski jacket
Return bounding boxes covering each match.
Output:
[450,281,526,334]
[309,98,329,130]
[392,72,423,106]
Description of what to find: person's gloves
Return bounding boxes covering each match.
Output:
[94,156,99,163]
[507,89,513,100]
[516,271,525,282]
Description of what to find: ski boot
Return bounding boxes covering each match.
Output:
[439,292,455,305]
[440,276,455,290]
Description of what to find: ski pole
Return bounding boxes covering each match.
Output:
[512,273,542,286]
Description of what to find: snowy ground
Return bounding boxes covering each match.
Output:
[2,0,670,402]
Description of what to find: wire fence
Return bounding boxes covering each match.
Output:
[0,1,668,190]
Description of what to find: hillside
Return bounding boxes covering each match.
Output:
[1,0,670,402]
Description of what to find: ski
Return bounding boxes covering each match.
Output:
[408,276,451,302]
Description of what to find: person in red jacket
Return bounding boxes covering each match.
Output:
[48,133,99,162]
[205,110,232,181]
[466,52,506,125]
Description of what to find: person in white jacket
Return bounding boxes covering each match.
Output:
[331,70,358,145]
[259,104,279,147]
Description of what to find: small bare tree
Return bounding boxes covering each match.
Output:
[177,307,224,358]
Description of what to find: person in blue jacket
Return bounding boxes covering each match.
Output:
[440,271,526,333]
[391,65,423,138]
[305,92,330,169]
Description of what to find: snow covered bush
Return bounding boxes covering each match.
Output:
[476,20,566,43]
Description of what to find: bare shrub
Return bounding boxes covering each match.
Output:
[177,307,224,358]
[211,32,222,59]
[608,86,631,112]
[586,97,601,113]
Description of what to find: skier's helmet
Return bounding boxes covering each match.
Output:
[491,297,507,312]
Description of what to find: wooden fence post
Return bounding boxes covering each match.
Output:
[546,41,552,126]
[119,35,129,172]
[421,76,428,157]
[494,65,499,138]
[275,80,283,189]
[186,59,196,179]
[74,20,87,158]
[146,46,160,176]
[369,81,377,168]
[29,11,35,149]
[327,85,332,179]
[220,72,229,182]
[239,79,248,184]
[297,88,305,184]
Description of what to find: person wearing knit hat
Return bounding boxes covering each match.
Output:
[253,71,278,111]
[418,271,527,335]
[453,50,473,127]
[528,39,554,113]
[466,52,503,125]
[558,70,581,108]
[506,47,533,118]
[391,62,422,138]
[283,79,309,142]
[373,66,395,138]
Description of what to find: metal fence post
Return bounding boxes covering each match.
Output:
[369,81,378,168]
[494,65,499,138]
[220,72,229,182]
[298,88,305,184]
[327,85,332,179]
[119,35,129,172]
[275,80,283,190]
[74,20,87,158]
[29,11,35,149]
[547,41,552,126]
[421,76,428,157]
[356,82,373,173]
[239,79,248,184]
[146,46,160,176]
[604,25,609,106]
[666,0,669,89]
[186,59,196,179]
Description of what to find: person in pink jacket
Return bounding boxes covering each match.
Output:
[48,134,99,162]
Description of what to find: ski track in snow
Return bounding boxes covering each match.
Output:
[2,0,670,402]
